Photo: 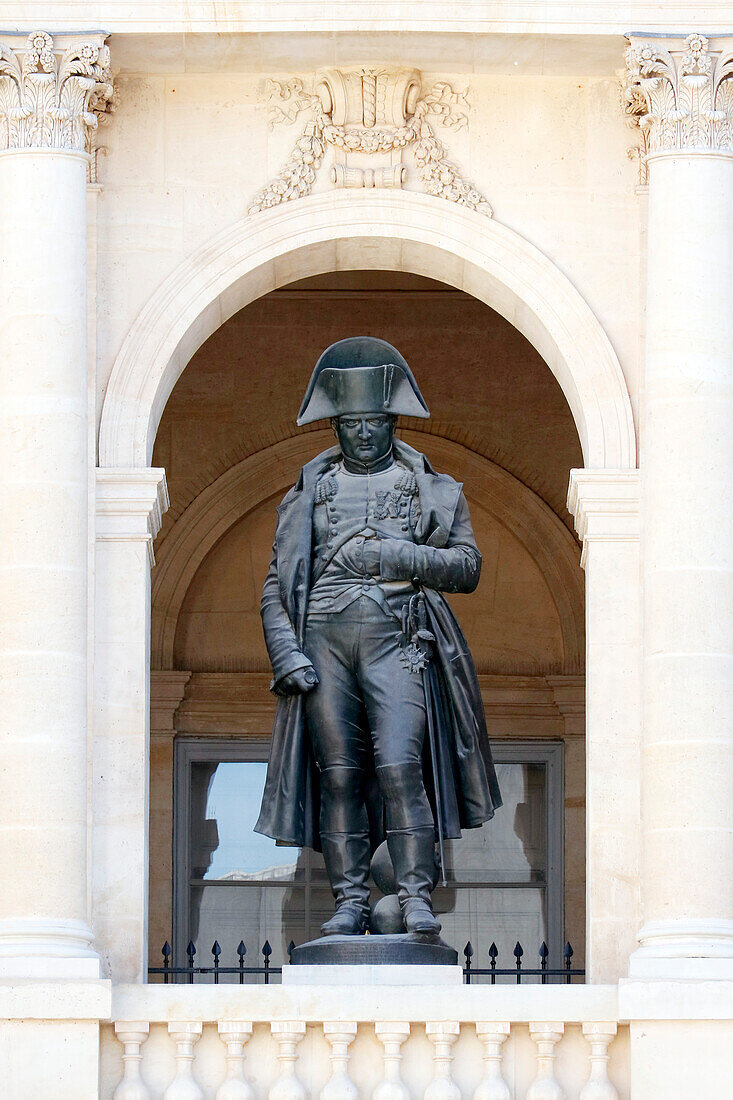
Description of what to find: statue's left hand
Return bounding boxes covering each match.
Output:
[273,666,319,696]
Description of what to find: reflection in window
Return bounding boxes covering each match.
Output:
[176,742,562,982]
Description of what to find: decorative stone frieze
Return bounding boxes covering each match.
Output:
[249,67,491,215]
[0,30,112,161]
[623,32,733,167]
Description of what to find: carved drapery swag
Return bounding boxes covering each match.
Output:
[0,31,113,168]
[623,33,733,182]
[249,67,492,215]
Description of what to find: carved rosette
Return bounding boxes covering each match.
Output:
[623,32,733,165]
[0,31,113,160]
[249,67,491,216]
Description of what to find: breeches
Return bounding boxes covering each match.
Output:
[303,598,434,835]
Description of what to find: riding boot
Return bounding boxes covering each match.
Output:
[386,826,442,934]
[319,831,371,935]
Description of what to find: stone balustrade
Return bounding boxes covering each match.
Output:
[104,978,626,1099]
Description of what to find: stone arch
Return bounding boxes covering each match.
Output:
[98,190,636,471]
[151,431,584,672]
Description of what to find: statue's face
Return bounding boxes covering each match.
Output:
[335,413,395,466]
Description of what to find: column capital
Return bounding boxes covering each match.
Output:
[567,469,640,568]
[623,32,733,161]
[96,468,169,565]
[0,30,112,154]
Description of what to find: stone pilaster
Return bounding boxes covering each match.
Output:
[567,470,642,983]
[93,470,169,982]
[0,30,113,977]
[624,34,733,978]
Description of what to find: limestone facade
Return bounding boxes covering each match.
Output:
[0,6,731,1098]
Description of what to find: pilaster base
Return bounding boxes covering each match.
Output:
[0,919,101,979]
[628,919,733,980]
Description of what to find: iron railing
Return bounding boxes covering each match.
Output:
[149,939,585,985]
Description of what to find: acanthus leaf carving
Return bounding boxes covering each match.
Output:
[249,67,491,216]
[0,31,113,161]
[623,32,733,165]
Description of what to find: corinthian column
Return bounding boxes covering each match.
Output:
[624,33,733,977]
[0,31,112,976]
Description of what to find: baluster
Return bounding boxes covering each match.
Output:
[270,1021,307,1100]
[473,1022,510,1100]
[321,1022,358,1100]
[580,1023,618,1100]
[527,1022,564,1100]
[217,1022,255,1100]
[425,1022,460,1100]
[165,1022,204,1100]
[373,1022,410,1100]
[113,1022,151,1100]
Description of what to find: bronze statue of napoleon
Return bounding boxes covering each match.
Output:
[255,337,501,936]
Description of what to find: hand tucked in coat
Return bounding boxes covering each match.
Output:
[336,534,382,577]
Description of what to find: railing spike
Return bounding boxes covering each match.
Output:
[513,941,523,959]
[287,940,296,959]
[564,941,573,959]
[237,940,246,957]
[539,941,549,959]
[464,941,473,959]
[162,941,171,958]
[212,940,221,957]
[187,940,196,958]
[488,942,498,960]
[262,939,272,958]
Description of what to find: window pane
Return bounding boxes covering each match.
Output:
[444,763,546,883]
[189,884,306,979]
[190,761,305,881]
[434,885,548,981]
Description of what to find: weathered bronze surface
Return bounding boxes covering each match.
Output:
[255,337,501,948]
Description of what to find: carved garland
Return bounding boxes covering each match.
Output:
[623,32,733,183]
[0,31,113,170]
[249,71,491,216]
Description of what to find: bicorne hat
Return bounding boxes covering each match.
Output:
[296,337,430,426]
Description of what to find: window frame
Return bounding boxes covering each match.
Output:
[172,737,564,966]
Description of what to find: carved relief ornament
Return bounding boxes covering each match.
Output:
[0,31,113,164]
[249,67,491,216]
[623,32,733,173]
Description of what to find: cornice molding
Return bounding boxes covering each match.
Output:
[0,31,112,158]
[96,468,169,566]
[623,33,733,166]
[249,67,491,215]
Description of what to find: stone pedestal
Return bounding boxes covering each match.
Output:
[289,933,458,967]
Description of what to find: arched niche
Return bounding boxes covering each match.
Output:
[98,191,636,472]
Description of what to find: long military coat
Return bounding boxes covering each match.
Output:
[254,439,502,850]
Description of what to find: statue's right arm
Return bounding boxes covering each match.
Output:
[260,540,316,694]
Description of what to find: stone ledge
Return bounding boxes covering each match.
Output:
[112,981,619,1023]
[619,979,733,1021]
[0,979,112,1020]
